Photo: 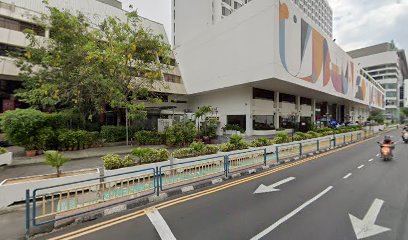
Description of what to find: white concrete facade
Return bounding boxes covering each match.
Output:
[350,43,408,122]
[172,0,332,47]
[176,0,383,135]
[404,79,408,108]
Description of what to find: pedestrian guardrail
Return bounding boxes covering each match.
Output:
[227,149,267,174]
[159,156,225,191]
[29,168,156,227]
[24,130,374,237]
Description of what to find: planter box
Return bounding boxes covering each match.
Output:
[0,168,100,209]
[0,152,12,166]
[104,161,170,182]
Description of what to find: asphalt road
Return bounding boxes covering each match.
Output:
[41,129,408,240]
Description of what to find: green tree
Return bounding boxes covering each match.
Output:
[367,109,385,124]
[194,106,215,137]
[44,151,70,177]
[401,108,408,122]
[16,5,173,122]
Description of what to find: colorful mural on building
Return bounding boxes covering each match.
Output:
[277,0,383,108]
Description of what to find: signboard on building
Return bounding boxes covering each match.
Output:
[158,119,173,133]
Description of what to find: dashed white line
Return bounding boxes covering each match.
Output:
[343,173,352,179]
[250,186,334,240]
[376,154,380,157]
[358,165,365,169]
[368,158,374,162]
[145,208,177,240]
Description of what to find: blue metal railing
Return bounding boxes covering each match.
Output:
[25,130,371,236]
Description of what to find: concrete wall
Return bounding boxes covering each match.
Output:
[175,0,384,110]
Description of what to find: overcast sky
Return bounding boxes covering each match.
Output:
[121,0,408,52]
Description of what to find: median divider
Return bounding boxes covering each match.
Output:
[23,128,386,237]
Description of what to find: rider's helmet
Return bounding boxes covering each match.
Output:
[384,135,392,144]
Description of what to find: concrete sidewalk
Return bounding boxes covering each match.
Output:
[6,144,167,167]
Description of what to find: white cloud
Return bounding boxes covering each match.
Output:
[327,0,408,52]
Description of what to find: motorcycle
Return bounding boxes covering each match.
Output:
[378,143,393,161]
[403,132,408,144]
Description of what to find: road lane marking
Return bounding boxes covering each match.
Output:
[250,186,333,240]
[376,154,380,157]
[145,208,176,240]
[254,177,296,194]
[48,136,378,240]
[368,158,374,162]
[358,165,365,169]
[343,173,352,179]
[349,199,391,239]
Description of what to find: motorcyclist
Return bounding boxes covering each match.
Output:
[380,136,395,156]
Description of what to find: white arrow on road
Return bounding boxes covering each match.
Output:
[349,199,391,239]
[253,177,295,194]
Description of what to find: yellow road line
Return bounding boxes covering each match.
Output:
[48,136,375,240]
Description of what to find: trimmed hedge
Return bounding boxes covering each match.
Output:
[135,130,165,145]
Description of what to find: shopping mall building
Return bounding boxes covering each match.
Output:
[0,0,385,136]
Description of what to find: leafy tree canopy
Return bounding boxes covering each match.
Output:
[16,5,173,120]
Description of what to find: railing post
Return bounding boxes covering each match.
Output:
[224,155,229,178]
[155,167,160,196]
[276,146,280,164]
[263,148,267,166]
[299,143,303,158]
[343,135,346,145]
[317,140,320,152]
[25,189,30,240]
[351,134,353,143]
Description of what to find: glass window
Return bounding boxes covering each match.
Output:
[0,42,25,57]
[0,16,45,36]
[300,97,311,105]
[253,115,275,130]
[279,116,295,129]
[253,88,274,101]
[279,93,296,103]
[227,115,246,130]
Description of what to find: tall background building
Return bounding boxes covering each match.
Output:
[349,42,408,122]
[172,0,333,48]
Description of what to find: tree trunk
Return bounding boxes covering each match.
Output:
[56,167,60,178]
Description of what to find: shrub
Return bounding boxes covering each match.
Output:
[172,148,196,159]
[274,132,289,143]
[165,122,197,147]
[1,109,46,150]
[307,131,320,138]
[131,148,169,164]
[102,154,123,170]
[190,141,206,152]
[100,125,127,143]
[37,127,56,151]
[219,135,248,152]
[122,155,135,168]
[223,124,245,133]
[135,130,165,145]
[251,137,273,147]
[203,145,219,155]
[293,133,305,142]
[0,147,8,155]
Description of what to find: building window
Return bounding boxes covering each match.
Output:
[227,115,246,130]
[163,74,182,83]
[0,16,45,36]
[253,88,274,101]
[222,7,232,16]
[279,93,296,103]
[253,115,275,130]
[234,2,242,9]
[279,116,295,129]
[222,0,232,5]
[300,97,311,105]
[0,42,25,57]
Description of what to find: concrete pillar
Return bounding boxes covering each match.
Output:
[45,29,50,38]
[296,95,301,122]
[274,91,280,129]
[311,99,316,124]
